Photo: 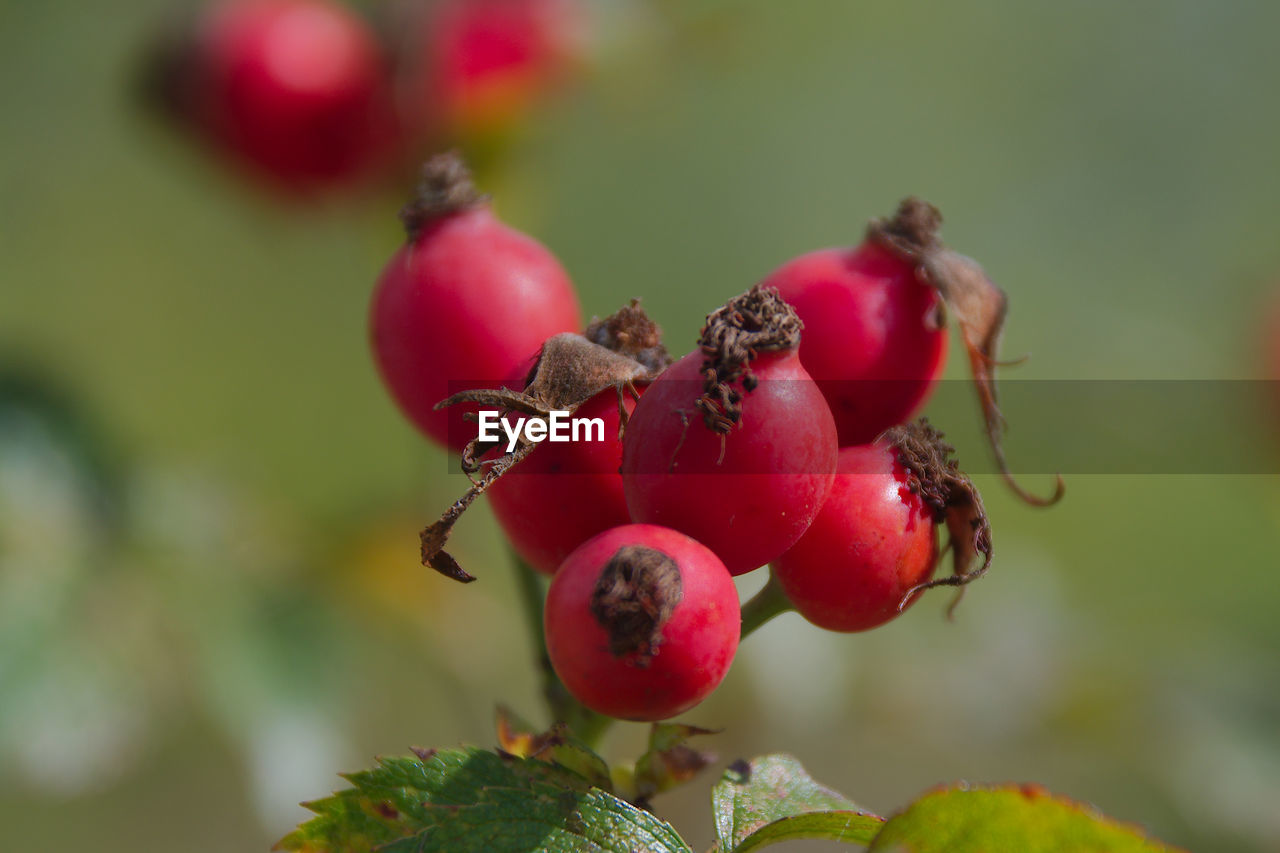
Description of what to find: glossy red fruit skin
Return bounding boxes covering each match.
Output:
[417,0,584,136]
[762,243,948,445]
[488,389,634,575]
[544,524,740,721]
[195,0,397,190]
[620,349,838,576]
[772,443,938,632]
[369,204,581,451]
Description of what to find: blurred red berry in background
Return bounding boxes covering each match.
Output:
[148,0,402,194]
[401,0,587,142]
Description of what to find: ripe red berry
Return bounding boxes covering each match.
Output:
[488,387,634,575]
[771,444,936,632]
[412,0,585,139]
[620,287,838,576]
[772,420,992,631]
[163,0,400,191]
[370,153,581,451]
[486,304,671,576]
[544,524,740,721]
[761,209,947,446]
[765,198,1064,506]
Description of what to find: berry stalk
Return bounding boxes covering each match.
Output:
[510,551,613,747]
[738,572,794,639]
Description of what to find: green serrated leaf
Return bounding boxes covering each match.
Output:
[712,754,883,853]
[276,746,693,853]
[867,784,1185,853]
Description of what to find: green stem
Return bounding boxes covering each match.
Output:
[740,571,794,639]
[510,551,613,749]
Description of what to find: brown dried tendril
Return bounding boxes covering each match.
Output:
[869,198,1064,507]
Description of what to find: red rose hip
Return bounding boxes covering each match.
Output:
[153,0,401,192]
[772,444,936,632]
[772,420,992,631]
[486,302,671,575]
[488,385,634,575]
[411,0,585,138]
[761,209,947,446]
[369,153,581,451]
[621,286,838,576]
[544,524,740,721]
[765,198,1064,506]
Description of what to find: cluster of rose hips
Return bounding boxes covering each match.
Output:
[143,0,584,194]
[370,153,1060,723]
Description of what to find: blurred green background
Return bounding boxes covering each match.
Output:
[3,1,1280,850]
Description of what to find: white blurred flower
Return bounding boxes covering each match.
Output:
[4,664,149,796]
[243,708,355,834]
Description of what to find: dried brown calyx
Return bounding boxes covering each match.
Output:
[589,545,683,667]
[584,299,671,376]
[881,418,992,618]
[695,285,802,434]
[868,198,1065,507]
[399,151,487,241]
[419,302,669,583]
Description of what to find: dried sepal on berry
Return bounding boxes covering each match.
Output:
[868,199,1065,507]
[695,284,803,434]
[584,298,671,376]
[398,150,488,240]
[419,302,669,582]
[881,418,992,617]
[589,545,683,667]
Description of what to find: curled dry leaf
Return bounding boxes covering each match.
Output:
[420,302,671,582]
[631,723,720,809]
[868,199,1065,506]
